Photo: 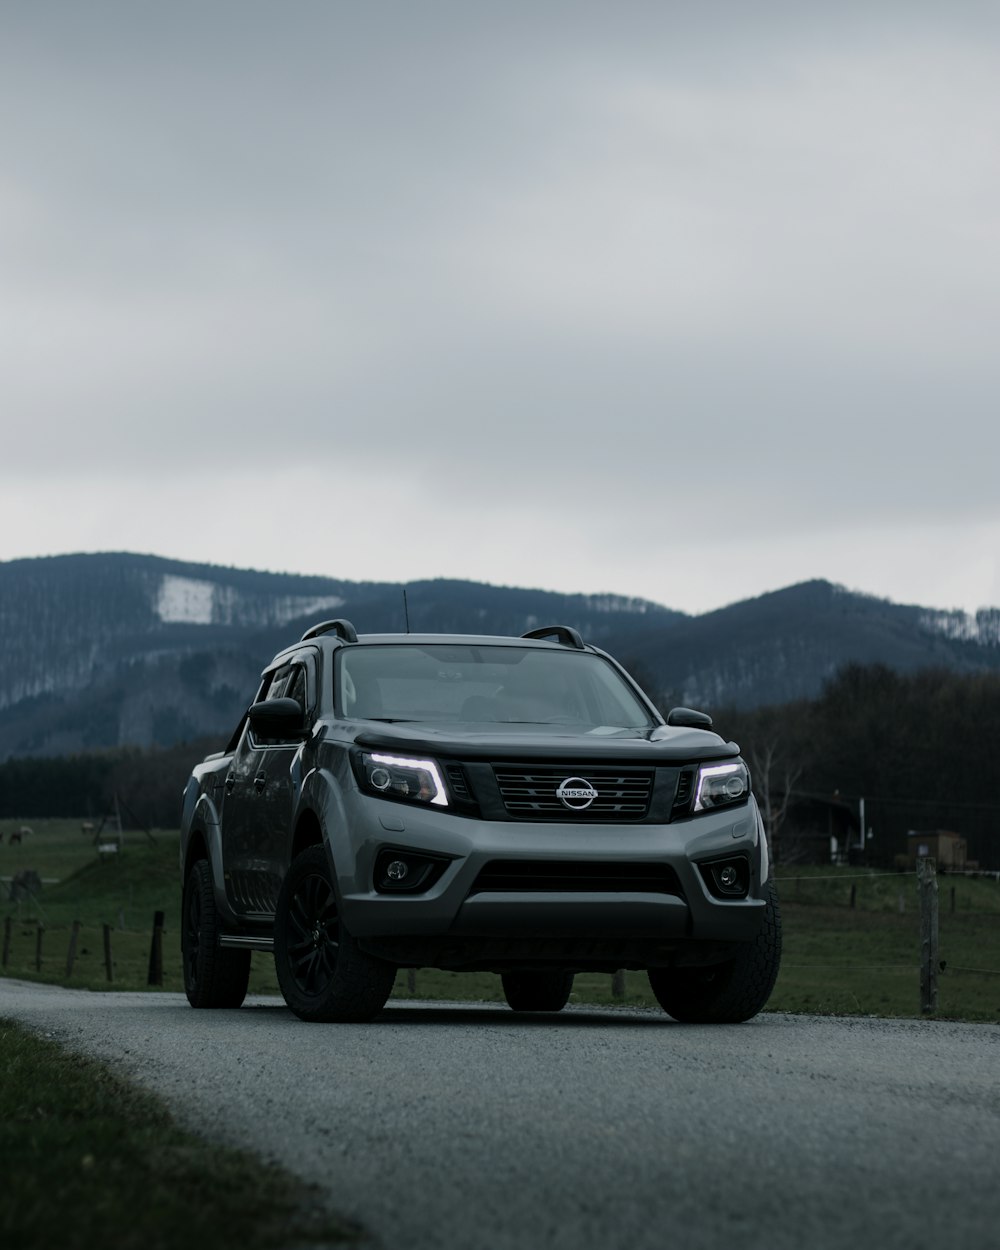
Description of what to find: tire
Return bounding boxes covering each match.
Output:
[274,845,396,1023]
[648,877,782,1023]
[501,969,575,1012]
[182,859,251,1008]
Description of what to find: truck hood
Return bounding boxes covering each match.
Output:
[350,719,740,763]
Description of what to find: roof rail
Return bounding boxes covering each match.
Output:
[521,625,586,650]
[301,618,359,643]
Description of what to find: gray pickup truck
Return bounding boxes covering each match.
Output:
[180,621,780,1023]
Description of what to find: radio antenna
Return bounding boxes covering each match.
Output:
[402,587,411,634]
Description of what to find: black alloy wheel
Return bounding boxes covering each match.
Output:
[274,845,396,1023]
[284,865,340,997]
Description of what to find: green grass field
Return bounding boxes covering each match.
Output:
[3,819,999,1020]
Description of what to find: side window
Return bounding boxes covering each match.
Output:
[264,666,292,701]
[285,666,307,711]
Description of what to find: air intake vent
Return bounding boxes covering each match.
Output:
[673,768,695,812]
[470,860,682,895]
[446,765,471,801]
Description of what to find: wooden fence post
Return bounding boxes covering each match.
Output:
[406,969,416,993]
[2,916,11,969]
[849,884,857,909]
[35,924,44,972]
[611,969,626,999]
[147,911,164,986]
[65,920,81,978]
[103,923,114,983]
[917,857,939,1014]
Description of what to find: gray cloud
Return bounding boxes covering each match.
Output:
[2,2,999,611]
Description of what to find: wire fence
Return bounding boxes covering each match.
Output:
[4,861,998,1018]
[768,860,1000,1017]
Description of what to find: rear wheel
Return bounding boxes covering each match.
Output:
[501,969,575,1012]
[648,878,782,1023]
[182,859,251,1008]
[274,845,395,1023]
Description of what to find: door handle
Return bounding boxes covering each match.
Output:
[253,771,267,794]
[225,773,236,794]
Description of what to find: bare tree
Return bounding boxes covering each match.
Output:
[747,737,803,864]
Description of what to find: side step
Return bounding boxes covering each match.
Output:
[220,934,275,953]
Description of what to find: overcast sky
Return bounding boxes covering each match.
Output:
[2,2,999,616]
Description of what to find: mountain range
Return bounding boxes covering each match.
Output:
[1,552,998,759]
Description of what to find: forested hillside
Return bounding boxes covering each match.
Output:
[631,580,1000,709]
[2,553,1000,756]
[0,553,678,757]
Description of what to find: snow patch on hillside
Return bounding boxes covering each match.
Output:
[157,576,216,624]
[155,575,344,627]
[919,609,1000,646]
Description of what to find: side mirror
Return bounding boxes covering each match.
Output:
[248,697,308,740]
[666,706,713,729]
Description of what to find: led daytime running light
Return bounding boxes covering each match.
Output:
[367,752,448,806]
[694,762,747,811]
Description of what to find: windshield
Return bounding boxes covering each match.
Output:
[336,644,656,730]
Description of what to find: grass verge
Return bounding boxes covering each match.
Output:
[0,1018,361,1250]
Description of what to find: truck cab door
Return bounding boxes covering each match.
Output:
[221,655,314,918]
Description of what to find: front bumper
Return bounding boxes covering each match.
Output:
[327,789,767,967]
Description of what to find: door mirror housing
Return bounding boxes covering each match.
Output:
[665,706,714,729]
[247,697,308,740]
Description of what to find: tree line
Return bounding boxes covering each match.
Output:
[713,664,1000,869]
[0,736,221,829]
[1,662,998,868]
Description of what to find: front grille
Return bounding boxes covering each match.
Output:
[493,765,654,820]
[470,859,682,895]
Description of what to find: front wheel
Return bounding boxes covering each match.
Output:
[274,845,396,1022]
[648,878,782,1023]
[182,858,251,1008]
[501,969,575,1012]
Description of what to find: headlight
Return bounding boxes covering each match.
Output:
[359,752,448,807]
[693,761,749,812]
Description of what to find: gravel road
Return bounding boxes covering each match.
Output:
[3,979,998,1250]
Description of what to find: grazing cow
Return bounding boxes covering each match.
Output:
[18,826,33,837]
[9,831,20,846]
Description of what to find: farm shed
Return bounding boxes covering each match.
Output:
[906,829,968,871]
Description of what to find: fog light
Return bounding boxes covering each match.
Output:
[699,856,750,899]
[374,848,452,894]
